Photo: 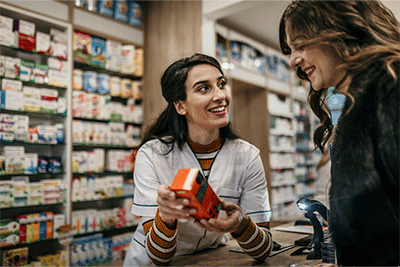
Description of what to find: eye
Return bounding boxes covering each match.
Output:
[198,85,209,92]
[218,80,227,88]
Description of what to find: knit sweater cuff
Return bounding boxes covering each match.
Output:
[231,217,256,242]
[155,209,178,237]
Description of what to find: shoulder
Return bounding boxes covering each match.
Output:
[138,138,176,156]
[224,138,260,156]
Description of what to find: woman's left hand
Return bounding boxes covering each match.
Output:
[194,200,249,235]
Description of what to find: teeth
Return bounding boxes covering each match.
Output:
[210,106,225,112]
[304,67,315,75]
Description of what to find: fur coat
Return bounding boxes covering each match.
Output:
[329,61,399,266]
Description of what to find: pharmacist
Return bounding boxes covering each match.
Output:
[123,54,273,266]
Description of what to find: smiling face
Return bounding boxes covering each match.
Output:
[174,64,230,143]
[286,32,346,91]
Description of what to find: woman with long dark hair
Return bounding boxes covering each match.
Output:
[123,54,273,266]
[280,1,399,265]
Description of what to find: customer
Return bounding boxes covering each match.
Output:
[279,0,399,265]
[123,54,273,266]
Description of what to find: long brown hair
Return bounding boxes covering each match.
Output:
[279,0,400,152]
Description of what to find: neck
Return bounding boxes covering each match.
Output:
[188,128,220,145]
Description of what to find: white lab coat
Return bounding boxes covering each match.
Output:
[123,138,271,266]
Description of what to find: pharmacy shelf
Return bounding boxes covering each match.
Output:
[0,141,65,146]
[72,171,133,176]
[73,143,137,149]
[73,225,137,238]
[0,44,67,61]
[74,61,141,80]
[0,109,67,118]
[0,77,68,90]
[72,196,132,204]
[72,116,142,126]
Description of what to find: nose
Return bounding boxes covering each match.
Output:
[212,86,226,102]
[289,50,302,69]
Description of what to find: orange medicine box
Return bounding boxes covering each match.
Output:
[170,168,222,220]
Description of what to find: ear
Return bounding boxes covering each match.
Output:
[174,101,187,115]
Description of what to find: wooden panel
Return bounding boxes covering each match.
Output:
[230,82,271,199]
[143,0,202,131]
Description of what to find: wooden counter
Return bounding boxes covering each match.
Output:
[143,223,322,266]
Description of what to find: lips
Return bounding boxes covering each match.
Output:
[303,66,315,77]
[208,106,226,113]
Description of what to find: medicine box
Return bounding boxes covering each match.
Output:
[14,19,35,36]
[73,31,92,65]
[23,86,41,112]
[36,31,50,54]
[97,0,114,17]
[91,36,106,68]
[114,0,129,23]
[106,39,122,72]
[170,168,222,220]
[128,1,142,27]
[0,28,15,47]
[0,15,13,31]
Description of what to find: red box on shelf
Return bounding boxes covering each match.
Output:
[170,168,222,220]
[16,32,36,52]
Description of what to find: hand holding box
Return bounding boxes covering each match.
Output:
[170,168,222,220]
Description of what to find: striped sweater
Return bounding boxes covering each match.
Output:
[144,137,273,265]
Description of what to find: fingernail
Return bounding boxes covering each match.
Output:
[190,209,197,214]
[169,192,175,198]
[176,205,183,209]
[183,199,189,205]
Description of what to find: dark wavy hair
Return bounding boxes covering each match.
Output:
[279,0,400,152]
[140,53,239,153]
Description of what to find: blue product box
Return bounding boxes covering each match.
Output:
[91,36,106,68]
[114,0,129,23]
[128,1,142,27]
[48,156,62,174]
[97,0,114,17]
[0,90,5,109]
[37,156,48,174]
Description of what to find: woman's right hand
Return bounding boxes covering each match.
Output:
[156,184,197,227]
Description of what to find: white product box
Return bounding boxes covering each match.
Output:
[14,19,35,36]
[4,57,20,79]
[3,90,24,111]
[36,32,50,53]
[53,214,65,238]
[1,78,22,91]
[78,151,88,173]
[28,182,42,195]
[13,115,29,141]
[40,88,58,113]
[71,177,81,201]
[0,114,14,123]
[48,68,68,88]
[106,39,122,72]
[50,28,67,44]
[0,15,13,31]
[0,122,14,133]
[23,86,41,112]
[11,176,29,197]
[4,145,24,156]
[47,57,65,70]
[0,181,13,208]
[94,149,105,173]
[24,153,38,174]
[37,125,57,144]
[19,60,35,82]
[0,55,5,77]
[0,28,15,47]
[86,150,96,172]
[121,45,135,74]
[49,41,67,59]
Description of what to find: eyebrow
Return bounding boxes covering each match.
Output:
[192,76,225,88]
